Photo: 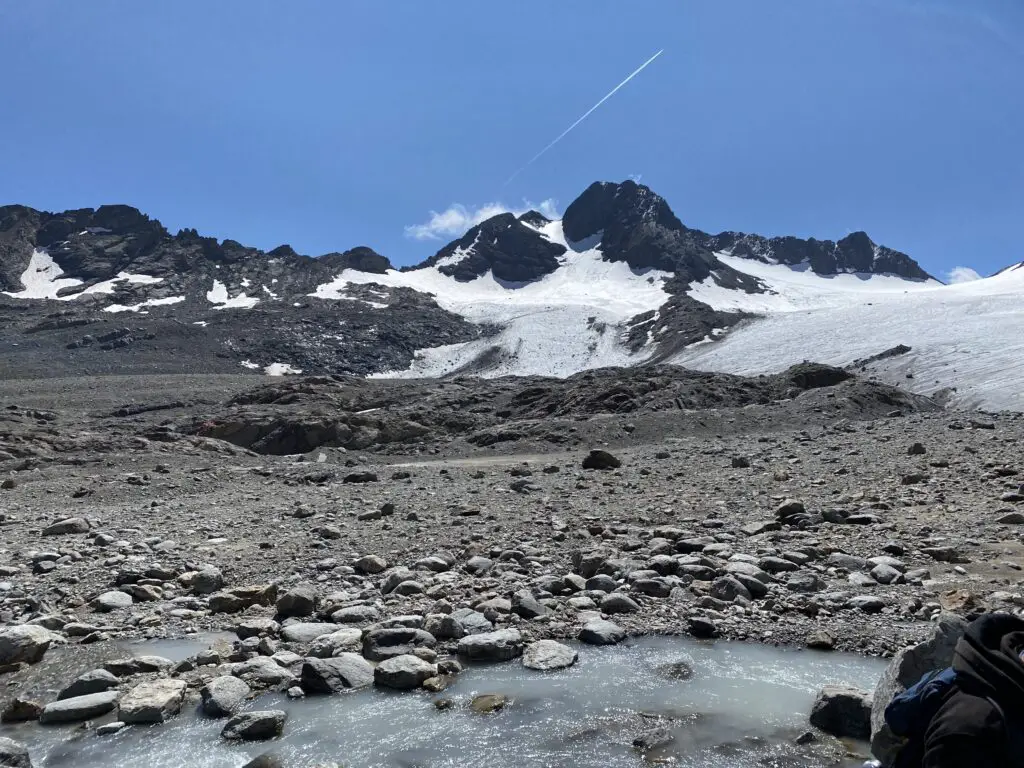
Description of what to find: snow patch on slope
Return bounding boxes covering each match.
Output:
[103,296,185,313]
[3,249,83,299]
[676,262,1024,410]
[207,280,259,310]
[688,253,940,313]
[312,220,672,377]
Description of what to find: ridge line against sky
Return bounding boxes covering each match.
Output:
[0,1,1021,279]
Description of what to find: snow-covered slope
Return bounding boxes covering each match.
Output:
[676,260,1024,410]
[312,221,673,377]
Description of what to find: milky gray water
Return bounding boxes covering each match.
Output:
[9,637,886,768]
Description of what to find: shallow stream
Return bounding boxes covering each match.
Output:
[8,636,886,768]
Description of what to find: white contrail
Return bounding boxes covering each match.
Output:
[503,49,664,186]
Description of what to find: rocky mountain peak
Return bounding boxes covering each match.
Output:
[412,212,566,283]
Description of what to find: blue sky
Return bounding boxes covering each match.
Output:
[2,1,1022,280]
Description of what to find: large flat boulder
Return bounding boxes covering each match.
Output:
[300,654,374,693]
[119,678,187,724]
[39,691,119,723]
[457,629,523,662]
[0,626,52,666]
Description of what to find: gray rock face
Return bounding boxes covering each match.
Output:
[0,737,31,768]
[0,625,52,665]
[191,567,224,595]
[232,657,295,688]
[58,669,119,700]
[280,622,339,643]
[457,629,524,662]
[710,576,751,602]
[92,590,133,612]
[300,654,374,693]
[39,691,119,723]
[119,678,187,724]
[373,654,437,690]
[522,640,578,671]
[307,628,362,658]
[809,685,872,739]
[42,517,89,536]
[201,676,251,717]
[221,710,287,741]
[276,584,317,617]
[870,614,968,765]
[380,567,415,595]
[578,619,626,645]
[362,628,436,662]
[599,593,640,614]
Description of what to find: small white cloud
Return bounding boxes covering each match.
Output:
[405,199,559,241]
[946,266,983,284]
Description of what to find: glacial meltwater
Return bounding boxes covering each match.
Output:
[6,636,886,768]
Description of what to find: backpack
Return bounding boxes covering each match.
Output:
[884,667,959,768]
[884,667,1024,768]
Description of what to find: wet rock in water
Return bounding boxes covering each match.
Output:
[579,620,626,645]
[233,657,296,689]
[457,629,524,662]
[95,722,126,736]
[582,450,621,470]
[42,517,90,536]
[103,655,173,677]
[374,655,437,690]
[39,691,119,723]
[0,625,52,665]
[809,685,872,739]
[805,631,836,651]
[201,676,252,717]
[1,698,43,723]
[522,640,578,671]
[242,757,286,768]
[221,710,288,741]
[58,669,119,700]
[871,614,968,764]
[657,660,694,680]
[0,737,31,767]
[242,755,284,768]
[362,628,437,662]
[301,654,374,693]
[276,584,317,617]
[470,694,508,714]
[119,678,188,724]
[633,727,673,752]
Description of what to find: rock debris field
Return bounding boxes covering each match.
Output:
[0,365,1021,764]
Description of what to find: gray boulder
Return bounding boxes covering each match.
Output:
[58,669,119,700]
[599,593,640,614]
[201,676,251,717]
[42,517,89,536]
[579,619,626,645]
[307,628,362,658]
[0,625,52,666]
[276,584,316,617]
[280,622,339,643]
[92,590,133,612]
[373,655,437,689]
[119,678,187,724]
[221,710,287,741]
[809,685,872,739]
[870,614,968,765]
[522,640,578,671]
[300,654,374,693]
[362,628,436,662]
[0,737,31,767]
[39,691,119,723]
[457,629,524,662]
